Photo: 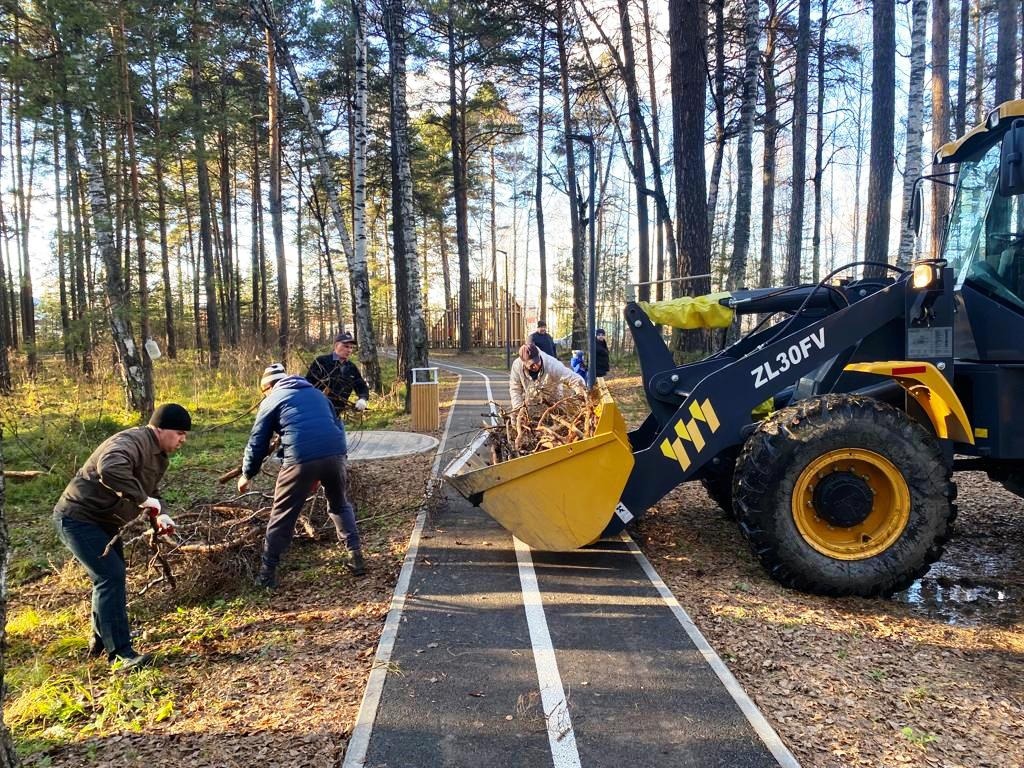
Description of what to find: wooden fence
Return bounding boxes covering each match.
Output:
[428,279,525,349]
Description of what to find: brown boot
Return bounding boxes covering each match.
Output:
[345,549,367,577]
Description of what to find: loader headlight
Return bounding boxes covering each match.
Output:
[911,262,938,289]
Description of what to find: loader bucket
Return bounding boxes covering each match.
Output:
[443,390,635,550]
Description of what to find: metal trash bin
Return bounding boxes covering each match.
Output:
[411,367,440,432]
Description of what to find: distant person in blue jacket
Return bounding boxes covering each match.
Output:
[238,363,365,588]
[570,350,588,378]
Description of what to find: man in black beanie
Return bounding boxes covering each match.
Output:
[53,403,192,672]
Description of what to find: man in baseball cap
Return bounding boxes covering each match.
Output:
[305,331,370,415]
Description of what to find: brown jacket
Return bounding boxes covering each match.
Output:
[53,426,169,536]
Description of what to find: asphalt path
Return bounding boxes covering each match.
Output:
[343,360,799,768]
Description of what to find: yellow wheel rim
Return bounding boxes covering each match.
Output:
[791,448,911,561]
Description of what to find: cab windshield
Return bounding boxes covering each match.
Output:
[946,139,1024,309]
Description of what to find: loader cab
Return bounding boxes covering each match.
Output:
[937,101,1024,362]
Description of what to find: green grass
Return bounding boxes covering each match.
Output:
[2,349,405,585]
[2,348,411,756]
[899,726,938,748]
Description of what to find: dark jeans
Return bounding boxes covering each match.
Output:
[262,454,361,571]
[54,516,133,659]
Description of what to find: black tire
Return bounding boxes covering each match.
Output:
[700,450,737,516]
[733,394,956,597]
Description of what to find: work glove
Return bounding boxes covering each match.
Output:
[237,475,251,494]
[140,496,161,514]
[154,513,176,536]
[354,398,368,412]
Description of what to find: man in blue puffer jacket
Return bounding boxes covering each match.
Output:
[238,363,365,588]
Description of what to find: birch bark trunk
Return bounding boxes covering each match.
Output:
[79,109,148,412]
[897,0,928,267]
[250,0,381,389]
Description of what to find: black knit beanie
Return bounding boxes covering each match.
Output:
[149,403,192,431]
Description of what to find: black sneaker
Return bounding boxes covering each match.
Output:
[345,549,367,577]
[255,568,278,589]
[111,652,153,673]
[88,634,105,658]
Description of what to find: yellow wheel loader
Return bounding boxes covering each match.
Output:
[446,99,1024,598]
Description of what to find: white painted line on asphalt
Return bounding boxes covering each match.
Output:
[438,360,580,768]
[341,372,463,768]
[431,360,499,426]
[622,534,802,768]
[514,536,583,768]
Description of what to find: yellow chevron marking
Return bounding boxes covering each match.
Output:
[689,401,705,423]
[670,438,691,470]
[660,438,676,461]
[685,419,706,451]
[673,420,692,443]
[701,399,720,432]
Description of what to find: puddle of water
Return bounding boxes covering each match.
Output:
[894,561,1021,626]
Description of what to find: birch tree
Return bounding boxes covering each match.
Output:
[250,0,381,390]
[897,0,928,267]
[80,109,149,412]
[116,10,155,417]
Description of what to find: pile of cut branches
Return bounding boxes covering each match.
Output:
[487,394,599,463]
[119,489,332,603]
[116,453,430,602]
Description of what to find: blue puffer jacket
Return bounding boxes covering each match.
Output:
[242,375,348,478]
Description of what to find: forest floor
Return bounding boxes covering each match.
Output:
[6,354,1022,768]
